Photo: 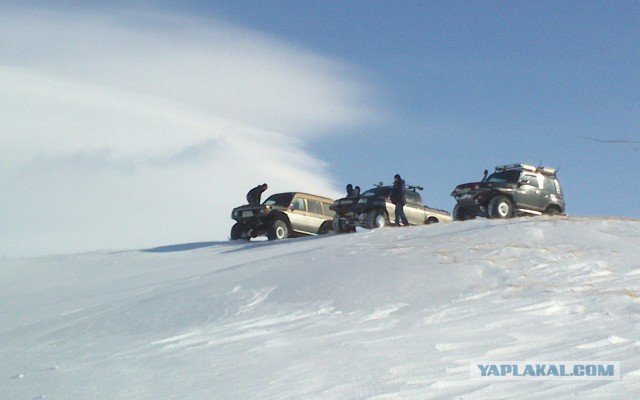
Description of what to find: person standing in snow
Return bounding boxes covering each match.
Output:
[247,183,268,206]
[390,174,409,226]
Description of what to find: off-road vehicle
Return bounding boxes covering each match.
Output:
[230,192,335,241]
[331,183,452,232]
[450,163,565,220]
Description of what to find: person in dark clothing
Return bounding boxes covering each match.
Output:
[247,183,268,206]
[346,184,355,197]
[354,186,361,196]
[390,174,409,226]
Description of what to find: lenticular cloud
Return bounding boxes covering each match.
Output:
[0,5,376,257]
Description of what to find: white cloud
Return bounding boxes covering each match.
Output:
[0,5,378,257]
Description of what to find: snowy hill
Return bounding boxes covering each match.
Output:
[1,217,639,399]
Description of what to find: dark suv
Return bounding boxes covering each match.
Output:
[331,184,451,232]
[451,164,565,220]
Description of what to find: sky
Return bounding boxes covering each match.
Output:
[1,1,639,258]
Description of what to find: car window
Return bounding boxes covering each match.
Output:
[542,176,557,193]
[290,197,305,211]
[520,174,540,188]
[307,199,322,215]
[322,202,335,217]
[362,187,391,197]
[264,193,293,206]
[405,191,422,206]
[486,170,520,183]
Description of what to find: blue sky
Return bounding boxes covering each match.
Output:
[1,1,639,257]
[195,0,640,213]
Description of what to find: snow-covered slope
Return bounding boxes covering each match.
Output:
[1,217,639,399]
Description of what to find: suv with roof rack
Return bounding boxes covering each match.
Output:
[331,183,451,232]
[230,192,335,241]
[450,163,565,220]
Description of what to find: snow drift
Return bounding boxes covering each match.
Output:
[1,217,639,399]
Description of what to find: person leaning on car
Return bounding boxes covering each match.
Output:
[390,174,409,226]
[246,183,268,206]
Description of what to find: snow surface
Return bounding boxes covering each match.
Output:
[1,217,639,399]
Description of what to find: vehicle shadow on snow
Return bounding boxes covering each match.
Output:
[138,235,322,254]
[219,233,339,254]
[141,242,223,253]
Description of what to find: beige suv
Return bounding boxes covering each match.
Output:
[231,192,335,241]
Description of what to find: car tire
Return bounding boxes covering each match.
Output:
[426,217,439,224]
[267,220,289,241]
[488,196,513,219]
[230,223,248,240]
[318,221,332,235]
[366,210,387,229]
[332,216,353,233]
[453,204,472,221]
[545,206,562,216]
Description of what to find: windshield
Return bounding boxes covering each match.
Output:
[362,186,391,197]
[263,193,294,207]
[486,170,520,183]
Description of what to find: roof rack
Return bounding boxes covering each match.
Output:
[494,163,558,176]
[495,163,537,172]
[374,182,424,191]
[540,166,558,175]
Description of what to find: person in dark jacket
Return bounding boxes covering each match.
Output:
[390,174,409,226]
[346,184,355,197]
[247,183,268,206]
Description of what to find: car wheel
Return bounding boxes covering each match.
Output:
[267,220,289,241]
[545,206,562,216]
[488,196,513,219]
[230,223,248,240]
[366,210,387,229]
[332,216,354,233]
[453,204,470,221]
[318,221,332,234]
[426,217,439,224]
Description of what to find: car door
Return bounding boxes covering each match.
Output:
[305,198,326,233]
[288,196,309,233]
[403,191,424,225]
[514,173,543,211]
